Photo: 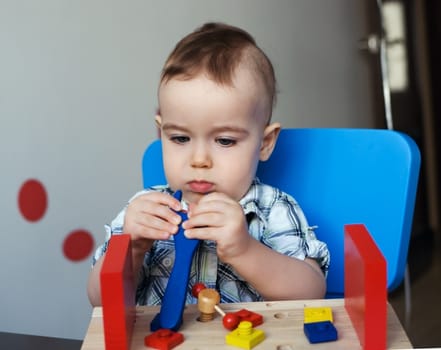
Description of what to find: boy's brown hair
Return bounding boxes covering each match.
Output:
[160,22,277,118]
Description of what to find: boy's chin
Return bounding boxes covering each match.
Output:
[182,192,205,206]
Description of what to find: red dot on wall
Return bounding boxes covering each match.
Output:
[18,179,48,222]
[63,229,95,262]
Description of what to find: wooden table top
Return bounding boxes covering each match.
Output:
[81,298,412,349]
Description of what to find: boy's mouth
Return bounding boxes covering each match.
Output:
[187,180,214,193]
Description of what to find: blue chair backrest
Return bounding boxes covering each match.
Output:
[142,128,421,297]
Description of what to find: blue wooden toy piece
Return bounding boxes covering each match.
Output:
[150,190,201,331]
[303,321,338,344]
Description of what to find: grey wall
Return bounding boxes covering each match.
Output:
[0,0,375,340]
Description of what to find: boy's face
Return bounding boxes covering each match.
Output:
[157,68,280,204]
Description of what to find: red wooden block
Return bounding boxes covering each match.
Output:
[233,309,263,327]
[344,224,387,350]
[144,329,184,350]
[100,234,136,350]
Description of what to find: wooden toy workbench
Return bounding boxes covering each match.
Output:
[81,298,412,349]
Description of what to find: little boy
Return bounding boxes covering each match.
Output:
[87,22,329,306]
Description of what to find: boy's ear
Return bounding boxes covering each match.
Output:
[260,122,281,161]
[155,114,162,137]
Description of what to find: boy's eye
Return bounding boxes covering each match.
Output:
[216,138,236,146]
[170,135,190,144]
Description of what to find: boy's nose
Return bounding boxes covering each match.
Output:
[190,145,212,168]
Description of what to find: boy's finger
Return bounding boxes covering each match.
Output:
[148,192,182,211]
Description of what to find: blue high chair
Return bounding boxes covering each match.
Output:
[142,128,421,297]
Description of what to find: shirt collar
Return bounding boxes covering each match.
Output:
[239,178,265,217]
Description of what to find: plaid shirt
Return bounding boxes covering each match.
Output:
[92,178,330,305]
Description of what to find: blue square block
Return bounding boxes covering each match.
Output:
[304,321,338,343]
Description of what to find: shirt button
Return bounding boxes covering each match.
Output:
[163,257,173,267]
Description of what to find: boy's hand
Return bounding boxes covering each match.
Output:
[123,192,183,253]
[182,192,251,263]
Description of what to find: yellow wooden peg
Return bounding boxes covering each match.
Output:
[225,321,265,349]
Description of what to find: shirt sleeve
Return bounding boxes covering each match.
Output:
[262,192,330,276]
[91,204,128,266]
